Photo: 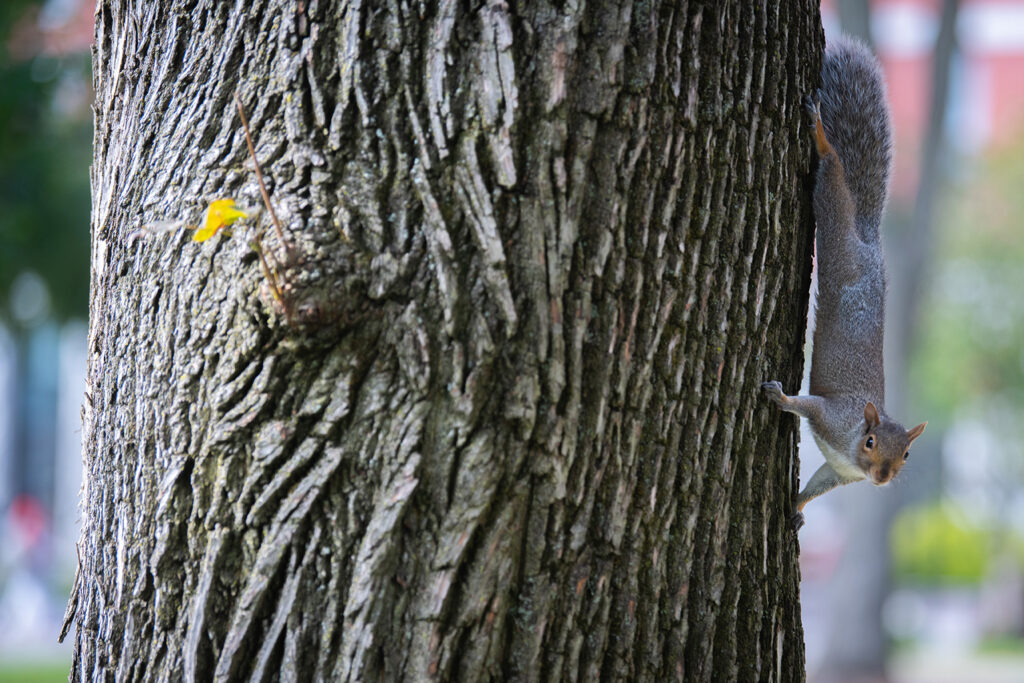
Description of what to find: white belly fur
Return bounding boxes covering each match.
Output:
[811,432,867,482]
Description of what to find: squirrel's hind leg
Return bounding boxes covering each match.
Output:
[803,91,837,160]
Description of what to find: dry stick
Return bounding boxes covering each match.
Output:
[252,233,284,304]
[234,92,289,251]
[253,228,295,326]
[235,92,295,324]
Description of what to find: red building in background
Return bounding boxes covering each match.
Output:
[823,0,1024,200]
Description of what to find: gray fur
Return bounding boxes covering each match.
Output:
[817,35,893,243]
[761,36,926,524]
[810,36,890,404]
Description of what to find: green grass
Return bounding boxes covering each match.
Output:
[977,635,1024,656]
[0,659,71,683]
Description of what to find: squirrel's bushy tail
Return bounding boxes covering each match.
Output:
[819,35,893,242]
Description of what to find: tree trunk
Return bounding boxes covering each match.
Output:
[68,1,819,680]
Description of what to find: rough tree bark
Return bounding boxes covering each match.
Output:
[67,1,819,680]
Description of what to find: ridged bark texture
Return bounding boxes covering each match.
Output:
[69,1,820,681]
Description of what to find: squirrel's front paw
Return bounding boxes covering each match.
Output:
[790,511,805,532]
[761,380,786,405]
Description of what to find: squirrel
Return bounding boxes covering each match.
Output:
[762,35,927,531]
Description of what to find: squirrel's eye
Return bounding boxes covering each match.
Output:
[903,451,910,461]
[866,436,874,449]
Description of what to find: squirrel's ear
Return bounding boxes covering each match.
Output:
[864,402,881,429]
[906,422,927,444]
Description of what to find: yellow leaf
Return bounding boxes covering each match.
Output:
[192,199,249,242]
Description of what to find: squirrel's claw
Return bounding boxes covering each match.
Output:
[761,381,786,406]
[802,88,821,111]
[802,90,823,124]
[790,511,805,532]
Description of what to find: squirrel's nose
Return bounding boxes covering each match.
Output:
[872,465,892,485]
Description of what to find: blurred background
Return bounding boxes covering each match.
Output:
[803,0,1024,682]
[0,0,1023,681]
[0,0,92,679]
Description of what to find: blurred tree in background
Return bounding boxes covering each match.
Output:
[0,0,91,324]
[912,135,1024,428]
[908,133,1024,532]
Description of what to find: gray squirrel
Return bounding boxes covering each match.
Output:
[762,36,927,530]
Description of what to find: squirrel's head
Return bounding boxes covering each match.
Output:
[856,402,927,485]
